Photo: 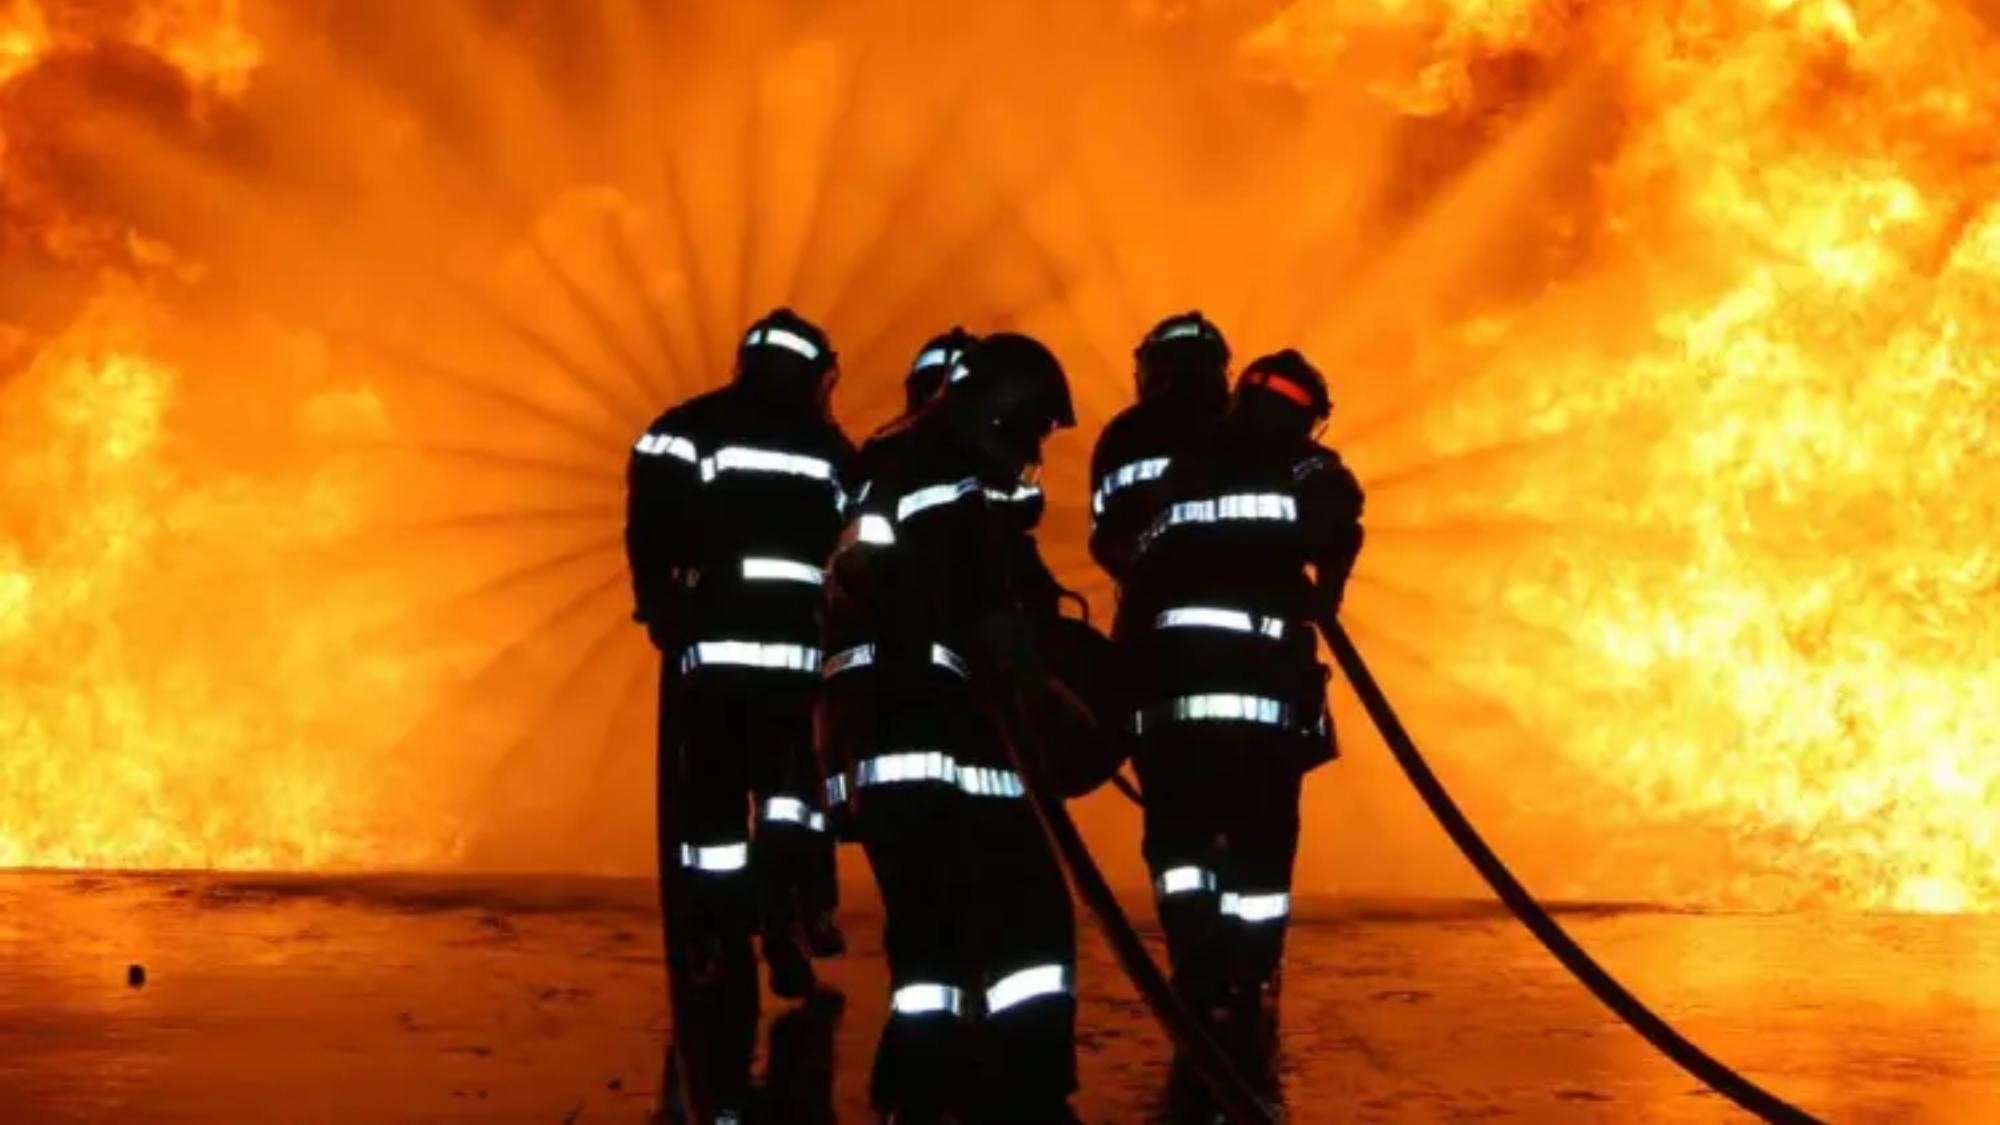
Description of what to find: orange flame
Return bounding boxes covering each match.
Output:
[1,0,1995,909]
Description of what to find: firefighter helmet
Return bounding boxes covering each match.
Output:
[1135,311,1229,400]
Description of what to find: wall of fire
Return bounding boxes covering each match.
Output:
[3,0,1995,911]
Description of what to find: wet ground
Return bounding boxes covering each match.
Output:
[1,872,1995,1123]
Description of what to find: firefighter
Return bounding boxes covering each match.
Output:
[1116,348,1365,1084]
[1087,311,1232,588]
[821,333,1082,1124]
[625,308,854,1117]
[889,327,1069,618]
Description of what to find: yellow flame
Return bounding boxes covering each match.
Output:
[3,0,1996,909]
[0,1,49,85]
[124,0,260,97]
[1276,0,2000,909]
[0,288,459,869]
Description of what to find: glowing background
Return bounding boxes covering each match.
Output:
[2,0,1995,910]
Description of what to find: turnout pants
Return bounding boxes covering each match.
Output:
[1133,726,1304,1009]
[854,773,1078,1119]
[663,667,837,955]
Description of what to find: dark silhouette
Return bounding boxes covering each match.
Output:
[1087,312,1232,584]
[654,984,844,1125]
[628,308,855,1121]
[1113,346,1365,1108]
[821,334,1083,1123]
[881,328,1071,621]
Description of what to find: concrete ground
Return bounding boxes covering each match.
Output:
[1,872,1994,1123]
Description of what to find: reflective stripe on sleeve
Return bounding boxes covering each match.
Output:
[678,641,821,675]
[896,478,982,521]
[740,557,825,586]
[1091,457,1170,516]
[635,432,698,462]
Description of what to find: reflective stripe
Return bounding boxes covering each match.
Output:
[679,641,821,675]
[698,445,836,484]
[958,764,1027,798]
[761,796,827,833]
[1220,891,1292,923]
[1155,493,1298,533]
[852,513,897,545]
[912,346,960,373]
[1130,693,1296,734]
[1092,457,1170,515]
[891,982,966,1016]
[854,752,1026,799]
[716,1111,743,1125]
[1154,322,1206,342]
[986,964,1071,1014]
[741,557,824,586]
[822,643,969,679]
[824,773,850,806]
[946,364,971,384]
[896,479,981,521]
[679,842,749,872]
[1156,865,1217,896]
[634,432,698,462]
[1155,606,1287,640]
[821,644,875,677]
[856,750,954,787]
[984,482,1043,505]
[930,644,972,677]
[745,325,822,362]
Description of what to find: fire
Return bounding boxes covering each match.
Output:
[123,0,260,97]
[1,2,52,87]
[0,289,462,869]
[1254,0,2000,910]
[2,0,1995,909]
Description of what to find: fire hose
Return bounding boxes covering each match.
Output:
[1314,611,1821,1124]
[992,683,1282,1125]
[655,676,714,1125]
[1103,612,1822,1121]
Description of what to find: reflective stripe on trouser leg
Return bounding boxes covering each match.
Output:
[958,797,1078,1104]
[859,788,977,1112]
[985,963,1073,1015]
[1154,864,1218,897]
[890,982,967,1017]
[1219,890,1292,923]
[679,841,751,873]
[759,795,827,833]
[1221,889,1295,996]
[853,751,1027,799]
